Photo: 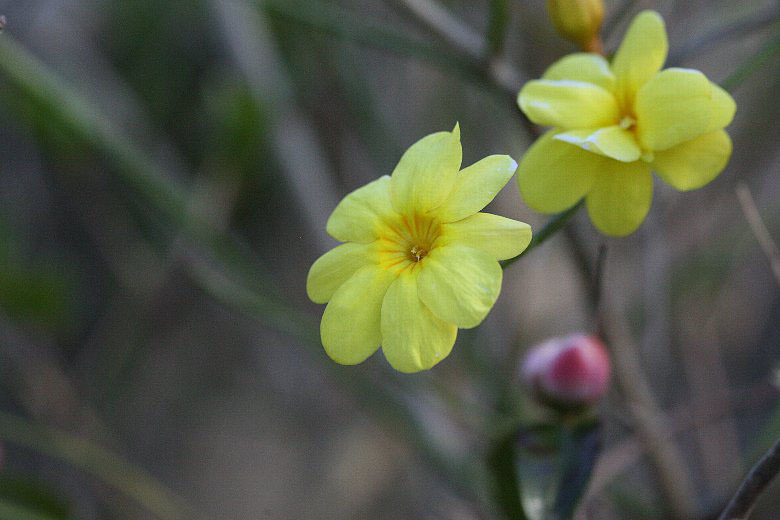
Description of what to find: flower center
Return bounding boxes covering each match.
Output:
[378,213,441,271]
[618,115,636,130]
[409,245,428,262]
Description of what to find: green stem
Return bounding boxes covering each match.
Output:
[487,0,511,57]
[262,0,481,80]
[501,201,584,270]
[667,5,780,67]
[0,412,195,520]
[720,31,780,92]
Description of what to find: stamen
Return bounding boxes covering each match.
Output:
[619,116,636,130]
[410,245,427,262]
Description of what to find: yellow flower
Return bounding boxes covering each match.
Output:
[516,10,736,236]
[307,125,532,373]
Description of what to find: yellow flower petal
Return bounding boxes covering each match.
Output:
[585,160,653,236]
[417,245,502,328]
[652,130,731,191]
[554,125,641,162]
[542,52,616,92]
[612,10,668,105]
[321,266,396,365]
[436,155,517,223]
[518,80,619,128]
[326,175,394,243]
[441,213,532,260]
[635,68,713,151]
[707,82,736,132]
[390,124,462,214]
[306,242,377,304]
[517,130,601,213]
[380,271,457,373]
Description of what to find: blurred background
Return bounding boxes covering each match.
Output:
[0,0,777,518]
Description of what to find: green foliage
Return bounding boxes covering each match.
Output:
[513,418,602,520]
[0,475,71,519]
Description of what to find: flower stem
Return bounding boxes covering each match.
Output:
[501,201,584,270]
[720,31,780,92]
[487,0,511,58]
[718,437,780,520]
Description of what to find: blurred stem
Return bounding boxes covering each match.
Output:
[0,498,62,520]
[487,0,510,58]
[0,38,186,223]
[391,0,484,59]
[262,0,481,80]
[720,31,780,92]
[719,438,780,520]
[389,0,536,134]
[735,183,780,285]
[557,222,698,516]
[0,412,195,520]
[0,35,297,337]
[501,201,583,270]
[601,0,640,40]
[599,298,699,518]
[668,4,780,66]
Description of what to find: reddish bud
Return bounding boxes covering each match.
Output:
[522,334,611,411]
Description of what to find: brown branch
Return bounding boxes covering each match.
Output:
[735,182,780,285]
[600,296,700,518]
[585,383,777,502]
[719,438,780,520]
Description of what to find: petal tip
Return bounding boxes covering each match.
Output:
[451,121,461,140]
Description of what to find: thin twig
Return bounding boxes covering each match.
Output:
[668,5,780,66]
[735,182,780,285]
[719,438,780,520]
[585,383,778,503]
[720,31,780,92]
[389,0,537,136]
[558,219,699,518]
[601,0,640,42]
[601,301,700,518]
[392,0,485,59]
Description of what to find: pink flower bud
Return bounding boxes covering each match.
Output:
[522,334,611,410]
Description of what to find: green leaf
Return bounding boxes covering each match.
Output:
[514,419,603,520]
[552,419,602,519]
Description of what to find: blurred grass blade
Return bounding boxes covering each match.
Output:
[0,476,70,519]
[0,35,296,333]
[0,37,188,227]
[488,428,528,520]
[0,498,62,520]
[0,412,195,520]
